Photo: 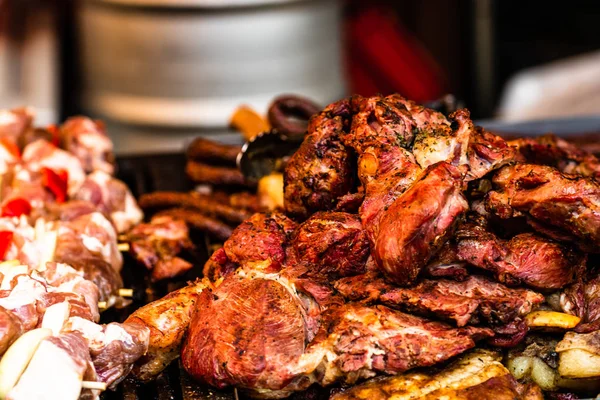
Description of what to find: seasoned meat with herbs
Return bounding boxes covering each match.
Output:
[284,99,354,219]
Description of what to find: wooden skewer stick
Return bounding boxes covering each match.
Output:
[117,243,130,252]
[118,288,134,297]
[97,301,107,310]
[81,381,107,391]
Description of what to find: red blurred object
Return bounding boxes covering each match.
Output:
[346,5,446,101]
[0,138,21,158]
[46,124,60,147]
[0,231,13,259]
[41,167,68,203]
[1,198,32,218]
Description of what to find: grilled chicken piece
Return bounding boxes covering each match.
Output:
[290,212,370,279]
[330,349,542,400]
[486,164,600,252]
[284,98,355,220]
[335,273,544,327]
[510,134,600,180]
[373,162,468,286]
[59,116,115,175]
[126,280,209,381]
[126,215,194,282]
[455,218,584,290]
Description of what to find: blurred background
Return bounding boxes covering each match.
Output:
[1,0,600,153]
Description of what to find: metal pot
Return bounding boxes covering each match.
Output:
[78,0,345,129]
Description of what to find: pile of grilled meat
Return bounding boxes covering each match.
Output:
[125,94,600,399]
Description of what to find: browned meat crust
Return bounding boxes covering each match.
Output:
[290,212,370,279]
[284,98,354,220]
[127,280,209,381]
[455,218,585,290]
[373,162,468,286]
[485,164,600,252]
[126,215,194,282]
[186,160,254,187]
[138,191,251,224]
[510,134,600,179]
[186,137,241,165]
[155,208,233,242]
[335,273,543,327]
[223,212,296,273]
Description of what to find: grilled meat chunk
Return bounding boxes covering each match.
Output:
[456,219,584,290]
[560,275,600,332]
[486,164,600,252]
[290,212,370,279]
[59,116,115,175]
[74,170,143,233]
[344,95,416,152]
[182,276,308,394]
[510,134,600,180]
[126,280,209,381]
[284,99,354,219]
[330,349,542,400]
[358,147,422,243]
[373,162,468,286]
[466,125,517,181]
[423,242,469,281]
[126,215,194,282]
[296,304,493,387]
[223,212,296,273]
[335,273,543,327]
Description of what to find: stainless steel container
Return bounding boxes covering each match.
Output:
[78,0,345,132]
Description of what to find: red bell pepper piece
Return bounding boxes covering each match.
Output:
[41,167,69,203]
[46,124,61,147]
[1,198,32,217]
[0,231,14,259]
[0,137,20,159]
